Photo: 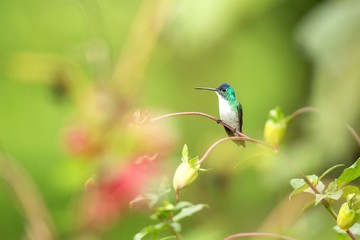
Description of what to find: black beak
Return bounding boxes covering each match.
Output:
[195,87,217,91]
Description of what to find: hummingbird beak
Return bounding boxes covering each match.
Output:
[195,87,217,91]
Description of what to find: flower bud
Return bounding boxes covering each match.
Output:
[264,106,287,147]
[173,162,198,191]
[337,202,359,230]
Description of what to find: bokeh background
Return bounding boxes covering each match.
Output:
[0,0,359,239]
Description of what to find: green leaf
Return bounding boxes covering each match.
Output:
[304,180,324,195]
[170,222,181,232]
[337,234,351,240]
[334,223,360,235]
[289,178,307,199]
[173,204,208,222]
[320,164,345,180]
[174,201,193,211]
[134,223,165,240]
[182,144,189,162]
[188,156,199,167]
[341,185,360,198]
[336,158,360,188]
[328,189,343,201]
[289,175,319,199]
[159,236,177,240]
[315,194,327,206]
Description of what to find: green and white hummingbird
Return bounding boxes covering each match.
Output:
[195,83,245,147]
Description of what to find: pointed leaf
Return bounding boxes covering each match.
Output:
[334,223,360,235]
[170,222,181,232]
[336,158,360,188]
[320,164,345,180]
[174,201,193,211]
[328,189,344,201]
[188,156,199,167]
[182,144,189,162]
[289,178,307,199]
[159,236,177,240]
[289,175,319,199]
[134,224,164,240]
[290,178,306,189]
[315,193,327,206]
[341,185,360,198]
[326,181,338,194]
[173,204,208,222]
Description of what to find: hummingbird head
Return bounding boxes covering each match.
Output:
[195,83,236,102]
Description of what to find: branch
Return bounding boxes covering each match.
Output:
[285,107,320,122]
[0,153,56,240]
[151,111,272,148]
[224,232,298,240]
[346,124,360,147]
[197,136,246,164]
[151,111,358,240]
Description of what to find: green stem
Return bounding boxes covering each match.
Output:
[151,111,358,240]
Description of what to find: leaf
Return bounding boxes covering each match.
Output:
[315,194,327,206]
[320,164,345,180]
[341,185,360,198]
[336,158,360,188]
[289,178,307,199]
[129,195,145,208]
[174,201,193,211]
[159,236,177,240]
[188,156,199,167]
[170,222,181,232]
[290,178,306,189]
[182,144,189,162]
[289,175,319,199]
[334,223,360,235]
[337,234,351,240]
[134,223,164,240]
[173,204,208,222]
[328,189,343,201]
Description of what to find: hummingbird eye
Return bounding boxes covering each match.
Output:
[221,88,226,92]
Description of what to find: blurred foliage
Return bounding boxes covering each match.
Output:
[0,0,359,239]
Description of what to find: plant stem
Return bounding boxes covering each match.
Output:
[151,111,358,240]
[197,136,246,164]
[168,212,182,240]
[0,154,56,240]
[346,124,360,146]
[285,107,319,122]
[224,232,298,240]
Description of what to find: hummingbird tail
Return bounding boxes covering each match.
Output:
[223,127,246,148]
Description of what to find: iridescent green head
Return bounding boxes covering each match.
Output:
[195,83,236,102]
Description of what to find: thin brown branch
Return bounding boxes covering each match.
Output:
[151,110,358,240]
[346,124,360,146]
[197,136,246,164]
[150,111,272,148]
[285,107,320,122]
[224,232,298,240]
[0,154,56,240]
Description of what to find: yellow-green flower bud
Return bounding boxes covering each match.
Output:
[173,162,199,191]
[337,202,359,230]
[264,106,287,147]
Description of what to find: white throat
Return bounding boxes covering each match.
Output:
[215,93,239,129]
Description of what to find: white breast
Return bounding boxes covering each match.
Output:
[216,93,239,129]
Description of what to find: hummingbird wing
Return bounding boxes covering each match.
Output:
[223,104,246,147]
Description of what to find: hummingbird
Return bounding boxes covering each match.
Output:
[195,83,246,147]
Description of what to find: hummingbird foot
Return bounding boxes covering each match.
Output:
[233,127,239,134]
[216,119,223,124]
